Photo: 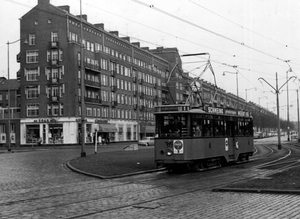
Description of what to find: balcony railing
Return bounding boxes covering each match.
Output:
[51,96,59,102]
[50,41,59,48]
[111,101,118,107]
[84,62,100,72]
[51,59,58,66]
[111,85,117,92]
[84,97,102,104]
[110,70,117,77]
[51,77,59,84]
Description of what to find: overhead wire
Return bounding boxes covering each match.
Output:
[132,0,288,62]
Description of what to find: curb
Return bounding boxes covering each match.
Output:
[66,160,166,179]
[212,187,300,195]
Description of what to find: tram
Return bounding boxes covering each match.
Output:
[154,104,254,170]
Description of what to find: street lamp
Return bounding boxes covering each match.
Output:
[7,38,28,152]
[223,70,239,108]
[258,72,296,150]
[245,87,256,102]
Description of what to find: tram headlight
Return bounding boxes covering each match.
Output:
[166,149,173,156]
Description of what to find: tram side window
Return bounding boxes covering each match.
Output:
[192,117,203,137]
[214,120,225,136]
[237,119,253,136]
[225,120,232,137]
[203,119,213,137]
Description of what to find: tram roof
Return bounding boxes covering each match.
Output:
[154,104,252,118]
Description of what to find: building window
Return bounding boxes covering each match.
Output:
[87,107,93,116]
[51,32,58,42]
[26,86,39,99]
[26,50,39,63]
[25,67,39,81]
[29,34,35,45]
[52,104,59,116]
[27,104,39,117]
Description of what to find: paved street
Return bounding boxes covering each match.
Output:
[1,140,300,218]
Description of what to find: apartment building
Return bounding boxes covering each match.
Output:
[18,0,172,145]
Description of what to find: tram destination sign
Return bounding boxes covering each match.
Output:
[208,107,250,117]
[156,105,190,112]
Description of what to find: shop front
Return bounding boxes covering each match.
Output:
[94,120,117,144]
[20,118,78,146]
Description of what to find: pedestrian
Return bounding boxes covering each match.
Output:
[98,135,102,145]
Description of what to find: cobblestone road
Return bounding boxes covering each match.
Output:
[1,145,300,219]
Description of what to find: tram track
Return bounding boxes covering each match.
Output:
[2,142,298,218]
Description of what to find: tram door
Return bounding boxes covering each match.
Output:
[227,120,239,161]
[232,120,239,160]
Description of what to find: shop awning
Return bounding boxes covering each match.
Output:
[145,126,155,133]
[98,124,118,132]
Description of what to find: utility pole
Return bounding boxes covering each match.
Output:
[80,0,86,157]
[259,72,296,150]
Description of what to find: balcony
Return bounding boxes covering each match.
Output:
[139,105,145,111]
[16,53,20,63]
[50,41,59,48]
[153,83,157,89]
[138,78,144,84]
[50,77,59,84]
[110,70,117,77]
[84,97,102,104]
[111,85,117,92]
[51,96,59,102]
[51,59,58,66]
[133,104,137,110]
[111,101,118,107]
[161,85,168,91]
[85,80,101,88]
[84,62,100,72]
[132,77,137,83]
[133,91,138,96]
[139,92,145,99]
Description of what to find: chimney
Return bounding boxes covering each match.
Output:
[132,42,140,47]
[109,31,119,36]
[121,37,130,42]
[38,0,50,5]
[76,14,87,21]
[94,23,104,29]
[58,5,70,13]
[141,47,149,51]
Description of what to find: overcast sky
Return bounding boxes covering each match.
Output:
[1,0,300,120]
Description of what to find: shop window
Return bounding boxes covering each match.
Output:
[26,124,40,143]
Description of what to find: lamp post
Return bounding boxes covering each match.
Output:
[7,39,22,152]
[258,72,296,150]
[223,70,239,109]
[245,87,256,102]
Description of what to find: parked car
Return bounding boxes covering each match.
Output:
[138,137,155,146]
[290,131,298,140]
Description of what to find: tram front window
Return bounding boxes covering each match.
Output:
[156,114,188,137]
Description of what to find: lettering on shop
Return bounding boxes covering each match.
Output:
[33,119,57,123]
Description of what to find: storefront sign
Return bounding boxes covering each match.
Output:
[33,119,57,123]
